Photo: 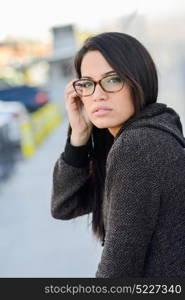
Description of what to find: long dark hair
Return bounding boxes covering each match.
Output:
[67,32,158,243]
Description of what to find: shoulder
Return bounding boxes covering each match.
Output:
[107,126,180,171]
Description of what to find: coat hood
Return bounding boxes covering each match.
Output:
[115,102,185,148]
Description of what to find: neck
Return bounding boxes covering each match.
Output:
[108,126,122,137]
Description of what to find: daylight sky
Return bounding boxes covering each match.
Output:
[0,0,184,40]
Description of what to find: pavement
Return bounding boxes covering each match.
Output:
[0,115,102,278]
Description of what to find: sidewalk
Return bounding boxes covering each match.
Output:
[0,116,102,277]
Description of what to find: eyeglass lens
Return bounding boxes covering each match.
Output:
[74,75,123,96]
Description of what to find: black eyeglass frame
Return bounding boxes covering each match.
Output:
[73,74,125,97]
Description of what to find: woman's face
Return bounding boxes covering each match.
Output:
[80,50,135,137]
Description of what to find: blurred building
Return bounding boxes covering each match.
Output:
[47,24,77,112]
[0,40,51,68]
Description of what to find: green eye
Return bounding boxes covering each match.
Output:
[83,81,94,88]
[107,76,121,83]
[101,74,123,92]
[77,81,93,88]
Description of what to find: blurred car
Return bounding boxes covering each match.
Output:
[0,101,30,152]
[0,78,49,113]
[0,114,18,181]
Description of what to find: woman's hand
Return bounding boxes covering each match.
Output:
[64,80,93,146]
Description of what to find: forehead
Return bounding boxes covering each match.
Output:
[81,50,113,78]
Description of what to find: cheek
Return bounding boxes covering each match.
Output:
[118,89,134,109]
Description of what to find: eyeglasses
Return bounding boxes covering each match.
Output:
[73,74,124,97]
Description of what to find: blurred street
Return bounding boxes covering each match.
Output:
[0,116,102,278]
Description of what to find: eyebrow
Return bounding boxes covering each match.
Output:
[81,70,116,80]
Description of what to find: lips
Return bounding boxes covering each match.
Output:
[92,106,112,117]
[92,106,112,113]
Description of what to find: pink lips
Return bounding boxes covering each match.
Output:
[92,106,112,117]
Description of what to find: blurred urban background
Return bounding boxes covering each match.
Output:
[0,0,185,277]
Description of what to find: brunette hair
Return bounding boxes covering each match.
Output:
[67,32,158,242]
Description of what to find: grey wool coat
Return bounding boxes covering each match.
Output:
[51,102,185,278]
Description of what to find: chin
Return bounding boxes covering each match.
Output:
[92,120,115,129]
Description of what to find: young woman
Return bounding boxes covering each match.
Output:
[51,32,185,278]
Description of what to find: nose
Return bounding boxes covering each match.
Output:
[92,83,107,100]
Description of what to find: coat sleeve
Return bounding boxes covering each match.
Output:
[51,135,96,220]
[51,154,95,219]
[96,132,161,277]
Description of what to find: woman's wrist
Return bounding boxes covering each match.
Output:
[62,136,91,167]
[70,132,90,146]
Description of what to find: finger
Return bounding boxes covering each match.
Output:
[64,84,78,101]
[65,92,82,110]
[65,90,78,104]
[65,79,78,92]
